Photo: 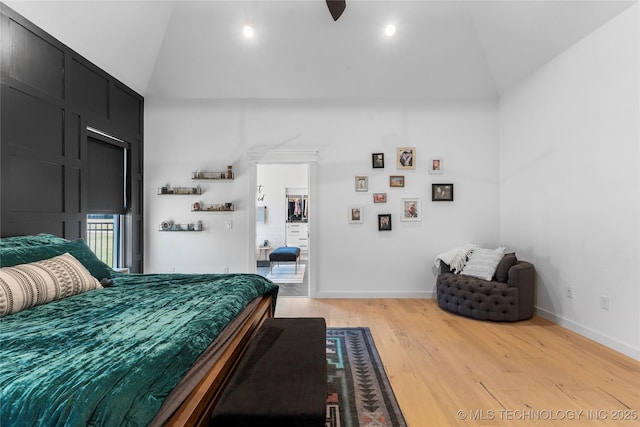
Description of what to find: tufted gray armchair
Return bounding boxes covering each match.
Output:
[436,257,535,322]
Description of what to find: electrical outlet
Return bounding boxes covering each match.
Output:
[566,287,573,299]
[600,295,610,310]
[226,220,233,230]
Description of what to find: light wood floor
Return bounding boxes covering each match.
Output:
[275,298,639,426]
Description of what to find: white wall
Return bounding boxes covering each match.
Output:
[498,5,639,359]
[143,2,637,359]
[144,99,500,296]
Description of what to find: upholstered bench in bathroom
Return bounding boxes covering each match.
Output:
[268,246,300,273]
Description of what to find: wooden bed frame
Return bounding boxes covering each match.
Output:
[166,294,274,426]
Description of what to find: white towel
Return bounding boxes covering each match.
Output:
[434,244,478,273]
[256,206,266,223]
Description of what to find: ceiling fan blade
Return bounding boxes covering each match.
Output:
[326,0,346,21]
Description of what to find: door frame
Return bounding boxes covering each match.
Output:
[247,149,318,297]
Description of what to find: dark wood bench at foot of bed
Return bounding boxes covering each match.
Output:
[210,317,327,427]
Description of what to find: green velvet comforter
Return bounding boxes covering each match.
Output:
[0,272,278,426]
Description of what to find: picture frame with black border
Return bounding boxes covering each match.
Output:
[378,214,392,231]
[372,153,385,169]
[432,183,454,201]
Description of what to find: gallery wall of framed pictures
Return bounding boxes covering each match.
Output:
[349,147,454,231]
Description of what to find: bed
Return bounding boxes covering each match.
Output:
[0,234,278,426]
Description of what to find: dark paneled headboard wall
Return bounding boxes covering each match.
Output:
[0,4,144,272]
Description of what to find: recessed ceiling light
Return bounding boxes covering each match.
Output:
[243,25,254,38]
[385,24,396,37]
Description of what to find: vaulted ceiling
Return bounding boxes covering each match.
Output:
[5,0,636,99]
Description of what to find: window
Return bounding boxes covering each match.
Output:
[87,214,122,268]
[85,128,129,269]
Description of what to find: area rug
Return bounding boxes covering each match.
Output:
[326,327,407,427]
[266,264,305,283]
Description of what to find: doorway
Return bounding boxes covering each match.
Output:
[255,164,311,297]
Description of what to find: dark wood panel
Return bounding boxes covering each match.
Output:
[3,87,63,156]
[112,84,142,133]
[2,4,143,268]
[66,166,81,214]
[8,18,64,99]
[66,220,84,241]
[0,215,83,240]
[133,217,143,273]
[129,140,142,211]
[1,220,64,238]
[136,139,143,177]
[6,157,64,212]
[66,113,82,160]
[69,59,108,117]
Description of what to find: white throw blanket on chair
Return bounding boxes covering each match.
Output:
[434,244,478,273]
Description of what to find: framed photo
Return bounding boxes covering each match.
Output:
[372,153,385,169]
[348,205,363,223]
[373,193,387,203]
[432,184,454,201]
[378,214,392,231]
[401,198,421,221]
[396,147,415,170]
[429,157,443,174]
[389,175,405,188]
[355,175,368,192]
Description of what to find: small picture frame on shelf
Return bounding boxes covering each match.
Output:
[389,175,405,188]
[348,205,363,223]
[373,193,387,203]
[432,184,454,201]
[355,175,368,192]
[401,198,421,221]
[372,153,385,169]
[396,147,415,170]
[378,214,392,231]
[429,157,443,174]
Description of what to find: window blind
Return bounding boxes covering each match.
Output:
[87,135,128,214]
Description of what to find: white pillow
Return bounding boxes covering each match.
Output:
[460,247,506,281]
[0,252,102,317]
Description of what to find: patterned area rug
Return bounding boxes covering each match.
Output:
[326,327,407,427]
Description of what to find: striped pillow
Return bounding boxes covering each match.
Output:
[0,253,102,317]
[460,247,506,281]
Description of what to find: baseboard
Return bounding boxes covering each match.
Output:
[535,307,639,361]
[314,290,434,299]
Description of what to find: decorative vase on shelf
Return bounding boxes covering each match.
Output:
[227,165,233,179]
